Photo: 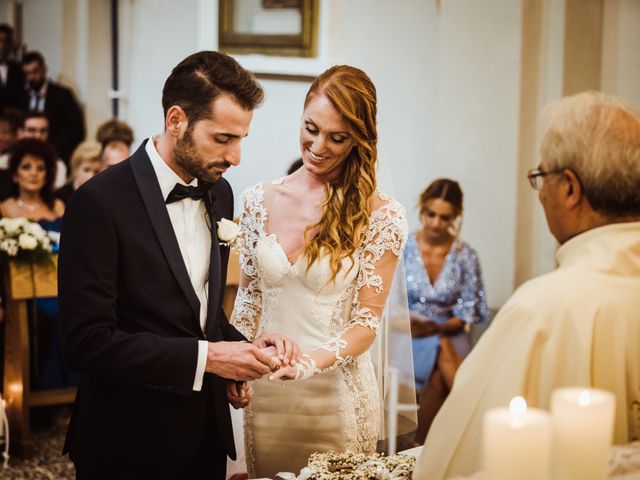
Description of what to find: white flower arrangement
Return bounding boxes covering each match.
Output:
[0,217,53,264]
[216,218,243,252]
[277,451,416,480]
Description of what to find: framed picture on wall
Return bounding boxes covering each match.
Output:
[218,0,318,57]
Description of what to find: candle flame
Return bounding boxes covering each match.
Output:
[578,390,592,407]
[509,396,527,416]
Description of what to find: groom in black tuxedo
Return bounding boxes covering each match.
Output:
[59,51,287,480]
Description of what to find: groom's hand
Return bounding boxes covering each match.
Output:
[206,341,273,381]
[253,331,300,367]
[227,381,251,409]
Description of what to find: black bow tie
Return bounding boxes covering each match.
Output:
[165,182,211,204]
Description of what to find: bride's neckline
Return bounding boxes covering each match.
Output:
[262,231,306,266]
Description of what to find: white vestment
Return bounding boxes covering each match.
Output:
[414,222,640,480]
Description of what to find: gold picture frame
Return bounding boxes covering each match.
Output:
[218,0,318,58]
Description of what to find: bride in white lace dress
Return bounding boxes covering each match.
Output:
[230,65,408,478]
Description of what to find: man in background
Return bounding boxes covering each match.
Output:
[18,111,67,188]
[22,50,85,164]
[0,23,26,113]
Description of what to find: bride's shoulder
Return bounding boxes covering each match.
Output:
[240,176,289,208]
[239,182,266,208]
[242,177,286,194]
[367,191,408,240]
[370,191,406,217]
[242,182,263,194]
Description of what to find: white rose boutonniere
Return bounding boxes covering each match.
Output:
[217,218,243,251]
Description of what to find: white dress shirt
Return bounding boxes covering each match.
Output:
[146,137,210,391]
[29,81,48,112]
[0,63,7,86]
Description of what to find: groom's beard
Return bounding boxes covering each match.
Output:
[173,128,228,184]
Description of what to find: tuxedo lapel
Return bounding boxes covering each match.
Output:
[205,191,222,339]
[129,142,201,326]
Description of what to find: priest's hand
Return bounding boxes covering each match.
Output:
[206,341,273,381]
[254,330,300,367]
[227,381,251,409]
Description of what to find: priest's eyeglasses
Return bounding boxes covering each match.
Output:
[527,168,562,190]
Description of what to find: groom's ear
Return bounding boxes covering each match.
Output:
[165,105,187,137]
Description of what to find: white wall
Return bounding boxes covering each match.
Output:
[433,1,523,305]
[601,0,640,108]
[227,0,522,306]
[120,0,201,142]
[225,79,310,196]
[22,0,64,80]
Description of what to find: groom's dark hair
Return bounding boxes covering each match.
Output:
[162,51,264,124]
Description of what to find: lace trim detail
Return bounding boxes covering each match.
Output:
[294,354,321,380]
[231,184,268,340]
[318,338,354,371]
[237,188,406,460]
[356,199,408,294]
[232,281,262,340]
[337,359,380,453]
[257,285,282,338]
[349,306,380,331]
[332,196,407,450]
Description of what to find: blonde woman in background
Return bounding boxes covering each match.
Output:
[96,118,134,170]
[230,65,409,478]
[55,141,102,204]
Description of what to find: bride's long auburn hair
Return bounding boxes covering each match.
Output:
[302,65,378,281]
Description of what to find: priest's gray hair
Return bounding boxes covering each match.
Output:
[540,91,640,217]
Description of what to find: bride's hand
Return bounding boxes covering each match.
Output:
[260,345,282,371]
[268,365,298,381]
[253,331,300,366]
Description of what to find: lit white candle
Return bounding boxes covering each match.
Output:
[551,387,616,480]
[483,396,552,480]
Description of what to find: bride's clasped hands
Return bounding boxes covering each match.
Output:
[226,330,301,408]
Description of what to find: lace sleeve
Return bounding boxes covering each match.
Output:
[229,186,264,340]
[295,197,409,379]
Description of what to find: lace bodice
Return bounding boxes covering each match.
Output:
[231,180,409,468]
[231,180,408,377]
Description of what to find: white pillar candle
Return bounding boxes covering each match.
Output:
[551,388,616,480]
[483,396,552,480]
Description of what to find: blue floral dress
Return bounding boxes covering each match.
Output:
[404,233,488,389]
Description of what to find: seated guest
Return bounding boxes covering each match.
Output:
[22,50,85,164]
[0,139,76,390]
[0,138,64,225]
[55,141,101,204]
[18,111,67,188]
[414,91,640,480]
[95,118,133,170]
[405,178,488,444]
